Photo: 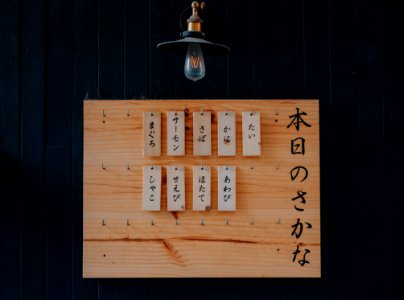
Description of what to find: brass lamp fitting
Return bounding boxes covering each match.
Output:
[187,1,204,32]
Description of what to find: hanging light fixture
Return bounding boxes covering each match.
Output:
[157,1,230,82]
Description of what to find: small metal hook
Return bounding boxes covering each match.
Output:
[127,109,130,117]
[127,163,130,170]
[126,219,130,226]
[103,109,106,117]
[175,165,178,171]
[102,163,106,170]
[225,108,229,116]
[201,218,204,225]
[151,219,154,226]
[226,165,229,171]
[151,165,154,170]
[275,108,279,116]
[277,218,281,224]
[226,218,229,225]
[102,219,106,226]
[201,108,204,116]
[201,163,204,171]
[276,162,279,170]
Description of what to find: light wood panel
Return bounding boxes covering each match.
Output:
[83,99,320,278]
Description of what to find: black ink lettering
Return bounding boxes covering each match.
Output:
[290,166,309,182]
[292,190,307,212]
[287,108,312,131]
[223,186,231,193]
[292,245,310,266]
[291,218,312,239]
[291,137,306,155]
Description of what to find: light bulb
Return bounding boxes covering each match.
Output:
[184,43,205,82]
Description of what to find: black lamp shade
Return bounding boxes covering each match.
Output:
[157,36,230,54]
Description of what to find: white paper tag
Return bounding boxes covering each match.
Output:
[217,111,236,156]
[143,112,161,156]
[193,111,212,156]
[242,111,261,156]
[167,111,185,156]
[193,165,211,211]
[142,166,162,211]
[167,166,185,211]
[218,166,236,211]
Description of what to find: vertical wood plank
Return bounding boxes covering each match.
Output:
[278,0,304,98]
[45,147,72,300]
[99,0,124,99]
[72,0,99,298]
[303,0,332,298]
[252,0,279,98]
[149,0,175,98]
[201,0,228,98]
[227,0,253,98]
[98,281,125,300]
[0,0,20,299]
[329,0,359,299]
[124,0,150,99]
[381,2,404,299]
[0,0,20,146]
[0,146,20,300]
[45,2,73,298]
[20,0,46,299]
[354,1,385,299]
[46,0,73,147]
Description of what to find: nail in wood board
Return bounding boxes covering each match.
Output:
[193,111,211,156]
[242,111,261,156]
[167,111,185,156]
[218,166,236,211]
[143,112,161,156]
[193,165,211,211]
[217,111,236,156]
[167,166,185,211]
[142,166,162,211]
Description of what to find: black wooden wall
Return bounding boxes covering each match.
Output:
[0,0,402,299]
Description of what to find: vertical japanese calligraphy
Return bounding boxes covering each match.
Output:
[193,165,211,211]
[143,112,161,156]
[217,111,236,156]
[167,111,185,156]
[287,107,312,267]
[167,166,185,211]
[242,111,261,156]
[218,166,236,211]
[142,166,162,211]
[193,111,212,156]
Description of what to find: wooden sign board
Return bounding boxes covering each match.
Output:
[83,100,320,278]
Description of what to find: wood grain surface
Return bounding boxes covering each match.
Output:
[83,99,320,278]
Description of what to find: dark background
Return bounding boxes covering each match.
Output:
[0,0,402,299]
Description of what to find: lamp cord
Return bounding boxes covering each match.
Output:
[179,7,191,32]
